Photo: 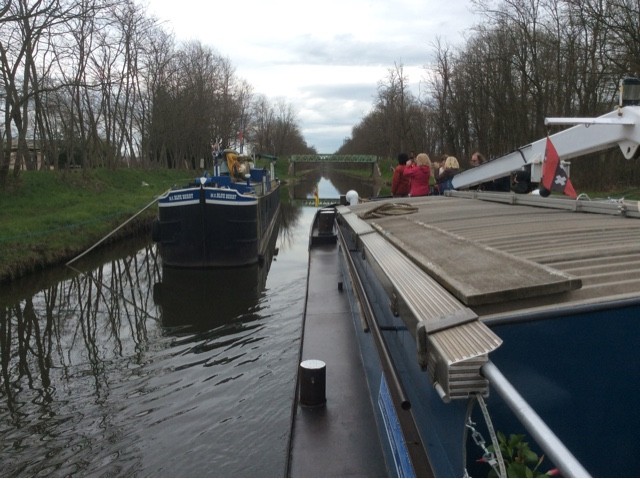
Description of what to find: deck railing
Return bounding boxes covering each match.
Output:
[482,362,591,478]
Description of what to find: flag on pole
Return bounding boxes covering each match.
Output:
[541,136,577,199]
[313,184,319,207]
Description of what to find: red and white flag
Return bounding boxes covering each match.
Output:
[541,136,577,199]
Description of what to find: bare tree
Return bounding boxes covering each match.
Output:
[250,94,276,155]
[343,0,640,191]
[0,0,71,182]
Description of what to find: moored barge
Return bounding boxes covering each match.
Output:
[153,149,280,268]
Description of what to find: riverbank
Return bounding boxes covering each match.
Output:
[0,168,191,283]
[2,164,637,283]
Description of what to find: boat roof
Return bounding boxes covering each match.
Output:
[346,191,640,321]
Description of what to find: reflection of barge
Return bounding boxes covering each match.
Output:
[153,149,280,268]
[153,212,279,329]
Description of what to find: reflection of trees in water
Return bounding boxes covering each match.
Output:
[0,241,161,418]
[0,296,55,416]
[291,165,380,199]
[0,216,299,476]
[0,239,163,476]
[0,212,299,416]
[279,196,303,249]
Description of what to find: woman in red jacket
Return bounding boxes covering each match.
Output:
[403,152,431,196]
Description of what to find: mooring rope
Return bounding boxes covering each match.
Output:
[66,189,169,266]
[359,202,418,219]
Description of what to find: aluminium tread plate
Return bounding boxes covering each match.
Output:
[358,232,477,333]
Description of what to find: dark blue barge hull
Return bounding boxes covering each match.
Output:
[293,192,640,477]
[153,179,280,268]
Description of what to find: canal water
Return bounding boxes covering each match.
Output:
[0,174,379,477]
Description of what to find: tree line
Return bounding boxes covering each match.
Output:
[339,0,640,191]
[0,0,315,186]
[4,0,640,191]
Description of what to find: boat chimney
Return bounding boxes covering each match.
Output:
[620,76,640,107]
[298,359,326,407]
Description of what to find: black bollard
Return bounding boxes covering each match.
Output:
[299,359,326,408]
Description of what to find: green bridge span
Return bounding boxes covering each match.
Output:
[289,154,378,176]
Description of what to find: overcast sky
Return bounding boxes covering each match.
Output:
[145,0,482,153]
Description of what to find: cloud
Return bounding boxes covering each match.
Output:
[146,0,481,152]
[297,85,376,152]
[281,34,428,67]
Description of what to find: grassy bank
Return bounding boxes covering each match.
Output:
[0,168,192,282]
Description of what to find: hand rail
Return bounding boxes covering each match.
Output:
[337,224,410,410]
[337,222,436,478]
[481,361,591,478]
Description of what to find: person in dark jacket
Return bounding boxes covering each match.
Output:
[391,153,411,197]
[469,151,511,192]
[512,165,534,194]
[436,155,460,193]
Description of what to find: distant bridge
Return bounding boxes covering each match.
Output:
[294,198,343,207]
[289,154,378,176]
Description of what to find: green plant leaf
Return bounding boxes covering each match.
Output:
[524,449,539,464]
[507,462,529,477]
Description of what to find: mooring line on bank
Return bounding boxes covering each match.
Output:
[66,189,169,266]
[64,190,171,323]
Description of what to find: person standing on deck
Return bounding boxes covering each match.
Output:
[436,155,460,193]
[469,151,510,192]
[391,153,411,197]
[403,152,431,197]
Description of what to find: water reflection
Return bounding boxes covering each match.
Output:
[291,169,381,200]
[0,196,307,477]
[0,236,161,476]
[0,237,158,405]
[153,213,280,331]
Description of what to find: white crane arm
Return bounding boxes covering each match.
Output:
[451,105,640,190]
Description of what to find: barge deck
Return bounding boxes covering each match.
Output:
[287,219,388,477]
[289,191,640,477]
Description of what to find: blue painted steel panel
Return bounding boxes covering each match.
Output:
[486,305,640,478]
[378,376,415,477]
